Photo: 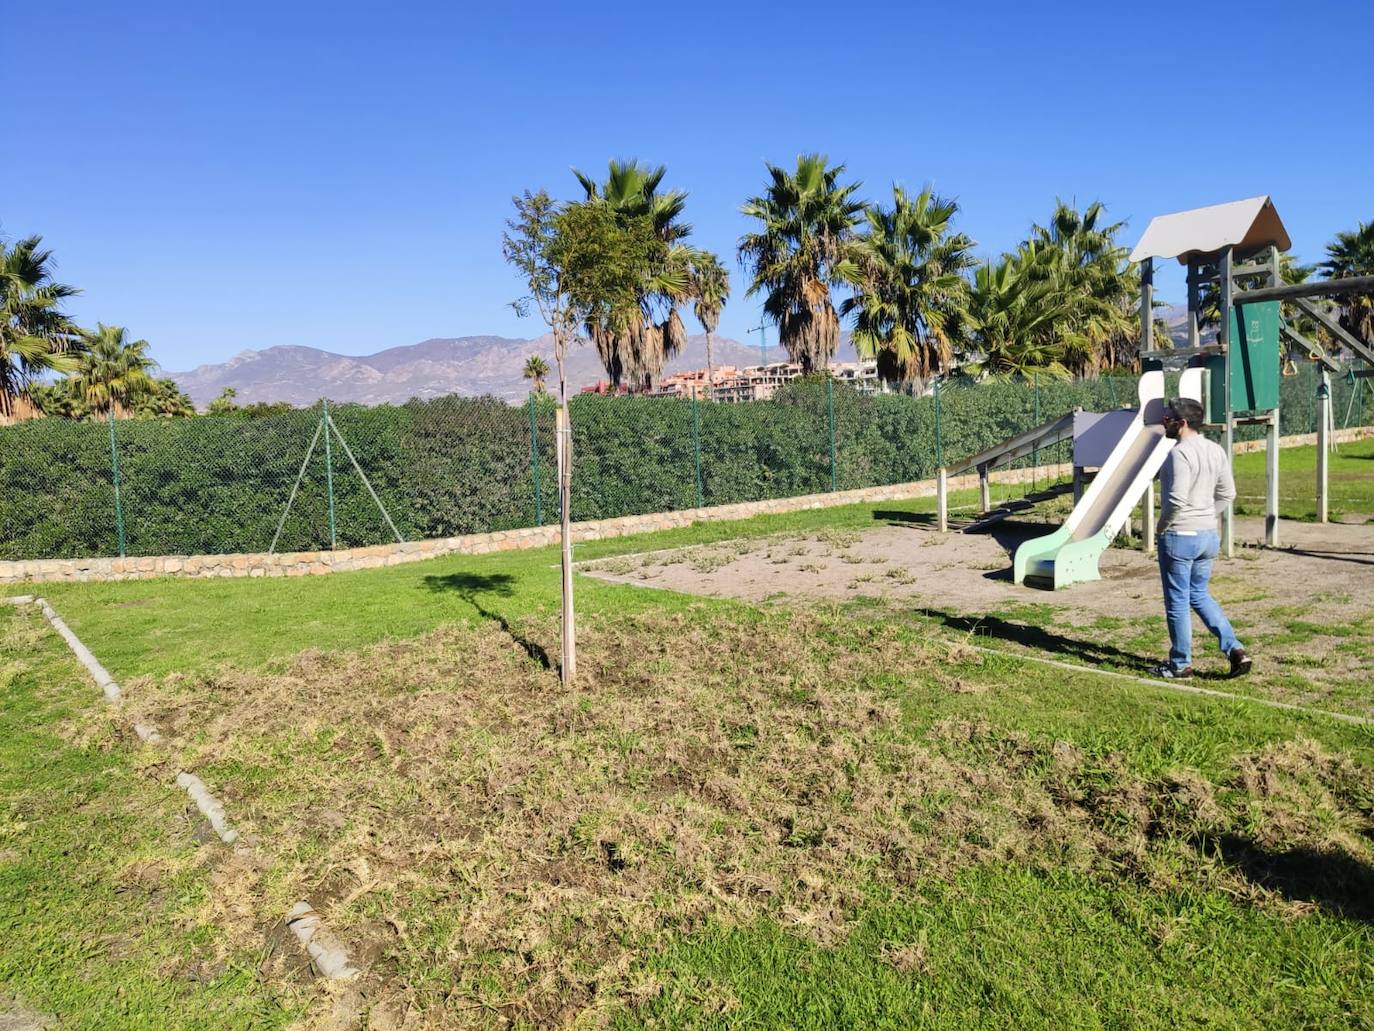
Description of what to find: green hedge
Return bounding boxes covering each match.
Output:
[0,364,1366,560]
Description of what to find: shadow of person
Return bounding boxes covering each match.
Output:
[1202,834,1374,922]
[422,572,552,670]
[917,606,1154,672]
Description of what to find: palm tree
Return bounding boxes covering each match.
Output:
[1025,200,1136,375]
[1320,220,1374,343]
[738,154,866,373]
[1,235,81,422]
[134,378,195,418]
[71,324,158,417]
[842,186,975,390]
[523,354,550,394]
[689,250,730,396]
[963,251,1071,380]
[573,160,693,391]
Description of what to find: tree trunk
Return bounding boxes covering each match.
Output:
[704,330,715,401]
[553,329,576,686]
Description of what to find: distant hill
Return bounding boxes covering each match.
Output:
[168,333,860,407]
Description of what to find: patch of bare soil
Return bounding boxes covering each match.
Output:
[582,517,1374,716]
[119,609,1374,1028]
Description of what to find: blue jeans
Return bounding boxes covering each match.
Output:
[1158,529,1242,671]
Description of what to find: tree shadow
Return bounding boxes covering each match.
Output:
[1202,834,1374,922]
[422,572,552,670]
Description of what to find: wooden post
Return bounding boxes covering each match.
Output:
[937,468,948,532]
[1219,249,1235,558]
[1317,370,1331,523]
[978,465,991,514]
[1144,479,1156,554]
[556,403,576,683]
[1072,465,1084,505]
[1266,407,1280,546]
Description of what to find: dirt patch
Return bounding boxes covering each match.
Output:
[582,517,1374,717]
[117,607,1374,1027]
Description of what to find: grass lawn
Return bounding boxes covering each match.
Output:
[0,605,297,1029]
[1234,435,1374,521]
[6,441,1373,1027]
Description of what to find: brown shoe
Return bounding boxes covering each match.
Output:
[1229,648,1252,678]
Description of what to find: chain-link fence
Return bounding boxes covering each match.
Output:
[2,363,1368,561]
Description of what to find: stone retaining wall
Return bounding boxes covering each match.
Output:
[4,424,1369,585]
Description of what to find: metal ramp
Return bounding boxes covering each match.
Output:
[960,480,1077,534]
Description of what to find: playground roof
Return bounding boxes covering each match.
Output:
[1129,196,1291,264]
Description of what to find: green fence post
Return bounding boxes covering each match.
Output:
[107,407,126,557]
[827,376,838,492]
[321,398,337,549]
[1032,373,1040,488]
[528,393,543,526]
[1107,375,1117,409]
[933,378,943,470]
[691,391,705,508]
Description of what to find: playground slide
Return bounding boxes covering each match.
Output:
[1012,367,1204,590]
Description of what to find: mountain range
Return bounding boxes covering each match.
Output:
[169,334,860,407]
[169,309,1187,409]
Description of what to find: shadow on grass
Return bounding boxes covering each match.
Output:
[1204,834,1374,922]
[917,606,1169,673]
[872,509,937,527]
[422,572,553,670]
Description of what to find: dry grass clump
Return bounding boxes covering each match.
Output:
[118,609,1374,1029]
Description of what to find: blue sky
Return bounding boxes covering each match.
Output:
[4,0,1371,371]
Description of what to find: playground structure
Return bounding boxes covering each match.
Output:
[936,195,1374,589]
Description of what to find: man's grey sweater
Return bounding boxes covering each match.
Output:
[1158,434,1236,534]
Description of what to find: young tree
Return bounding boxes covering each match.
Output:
[503,190,655,684]
[207,386,240,414]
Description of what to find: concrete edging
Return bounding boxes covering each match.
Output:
[1,595,361,983]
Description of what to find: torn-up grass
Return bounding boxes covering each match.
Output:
[115,607,1374,1028]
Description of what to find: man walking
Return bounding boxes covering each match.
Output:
[1153,397,1252,679]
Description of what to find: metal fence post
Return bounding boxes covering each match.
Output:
[528,393,543,526]
[1031,372,1040,488]
[321,398,337,549]
[691,391,705,508]
[107,407,126,557]
[827,376,837,492]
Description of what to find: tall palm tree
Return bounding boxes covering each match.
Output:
[738,154,866,373]
[71,324,158,417]
[523,354,550,394]
[1,235,81,421]
[842,186,975,390]
[689,250,730,395]
[1025,200,1136,375]
[1320,220,1374,343]
[573,159,693,391]
[963,251,1071,380]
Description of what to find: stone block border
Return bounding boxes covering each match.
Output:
[3,424,1370,586]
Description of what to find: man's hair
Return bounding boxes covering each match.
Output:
[1167,397,1205,429]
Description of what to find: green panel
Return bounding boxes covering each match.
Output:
[1206,354,1227,424]
[1228,300,1281,414]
